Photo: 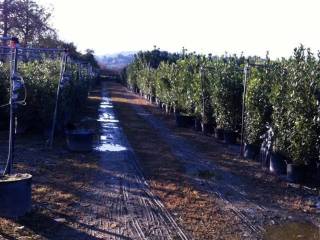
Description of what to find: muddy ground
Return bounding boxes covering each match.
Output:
[0,79,319,240]
[0,89,102,239]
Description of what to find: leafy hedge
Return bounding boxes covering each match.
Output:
[0,59,95,132]
[0,63,10,129]
[125,46,320,167]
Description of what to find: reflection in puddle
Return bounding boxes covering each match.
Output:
[95,144,127,152]
[98,118,119,123]
[95,94,127,153]
[100,136,108,141]
[100,104,113,109]
[264,222,320,240]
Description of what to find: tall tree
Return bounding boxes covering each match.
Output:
[0,0,55,46]
[0,0,19,44]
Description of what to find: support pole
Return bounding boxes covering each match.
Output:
[48,50,68,148]
[3,37,19,175]
[240,63,249,157]
[200,66,206,133]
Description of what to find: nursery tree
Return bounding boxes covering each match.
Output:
[245,62,273,145]
[213,56,243,132]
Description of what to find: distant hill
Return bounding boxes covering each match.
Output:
[97,51,136,70]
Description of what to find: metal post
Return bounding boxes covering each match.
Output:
[78,62,81,82]
[48,51,68,148]
[3,38,19,175]
[88,64,92,96]
[200,66,206,132]
[240,63,249,157]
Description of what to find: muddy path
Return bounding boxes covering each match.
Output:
[0,83,189,240]
[89,82,189,239]
[106,80,320,240]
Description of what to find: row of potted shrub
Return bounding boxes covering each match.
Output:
[124,46,320,184]
[0,59,96,133]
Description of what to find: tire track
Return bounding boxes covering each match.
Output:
[131,103,266,239]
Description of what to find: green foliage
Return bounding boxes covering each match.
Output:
[126,46,320,166]
[154,62,176,106]
[245,64,273,145]
[212,57,243,131]
[0,62,9,106]
[272,46,319,165]
[0,63,10,126]
[0,59,92,132]
[18,60,59,129]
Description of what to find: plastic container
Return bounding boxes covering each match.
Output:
[194,118,202,131]
[66,129,94,152]
[244,144,259,161]
[269,153,287,175]
[0,173,32,217]
[224,130,237,144]
[215,128,224,141]
[201,123,214,134]
[260,145,270,169]
[175,115,195,128]
[287,164,305,183]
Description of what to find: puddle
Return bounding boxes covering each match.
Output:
[263,222,320,240]
[95,144,127,152]
[95,92,127,153]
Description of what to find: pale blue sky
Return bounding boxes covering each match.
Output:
[39,0,320,58]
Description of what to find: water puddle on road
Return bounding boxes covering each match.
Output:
[95,95,127,152]
[263,221,320,240]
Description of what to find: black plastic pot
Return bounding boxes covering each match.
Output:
[66,129,94,152]
[244,144,259,161]
[215,128,224,141]
[304,162,319,184]
[194,118,202,131]
[316,164,320,183]
[0,173,32,217]
[224,130,237,144]
[287,164,305,183]
[259,145,270,169]
[269,153,287,175]
[175,115,195,128]
[201,123,214,134]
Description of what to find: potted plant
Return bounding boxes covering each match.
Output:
[213,57,243,144]
[0,40,32,217]
[244,65,273,160]
[0,173,32,217]
[270,46,319,183]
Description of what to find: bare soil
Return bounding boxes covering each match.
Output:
[0,91,102,240]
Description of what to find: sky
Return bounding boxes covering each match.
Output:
[38,0,320,58]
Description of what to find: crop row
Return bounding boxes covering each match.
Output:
[124,45,320,172]
[0,59,96,133]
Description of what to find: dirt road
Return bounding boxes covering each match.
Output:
[84,82,189,239]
